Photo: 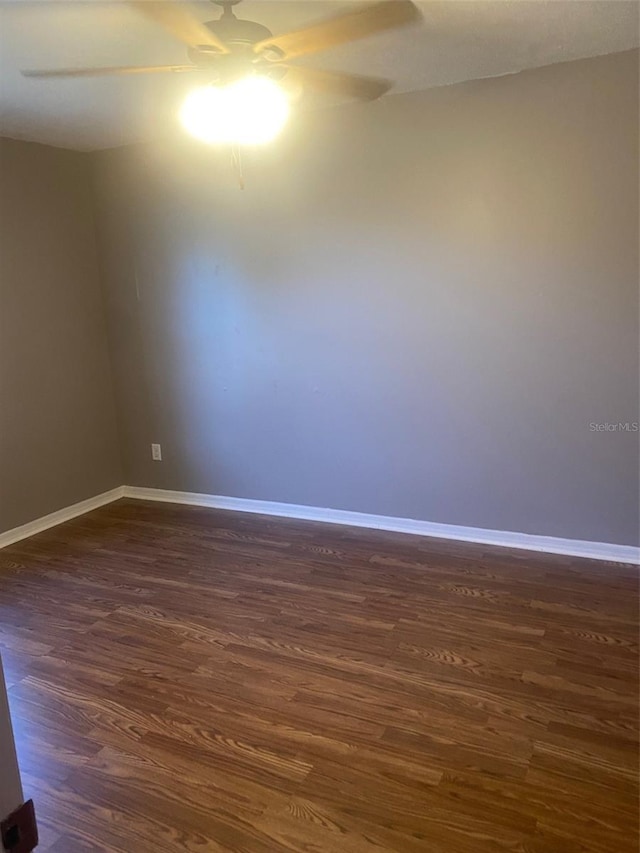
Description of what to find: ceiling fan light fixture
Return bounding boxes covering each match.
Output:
[180,75,290,145]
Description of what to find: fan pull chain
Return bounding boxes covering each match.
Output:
[231,144,245,190]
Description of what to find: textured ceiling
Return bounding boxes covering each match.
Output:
[0,0,638,150]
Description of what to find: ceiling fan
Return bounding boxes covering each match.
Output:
[21,0,422,102]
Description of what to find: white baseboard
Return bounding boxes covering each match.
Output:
[1,484,637,564]
[0,487,125,550]
[122,486,639,565]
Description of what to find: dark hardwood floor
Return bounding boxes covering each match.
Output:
[0,499,638,852]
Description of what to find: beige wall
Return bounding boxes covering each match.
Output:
[92,49,639,547]
[0,138,122,533]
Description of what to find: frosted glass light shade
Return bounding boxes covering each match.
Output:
[180,76,290,145]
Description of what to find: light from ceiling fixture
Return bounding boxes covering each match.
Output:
[180,76,290,145]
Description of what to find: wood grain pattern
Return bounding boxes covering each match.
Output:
[0,499,637,852]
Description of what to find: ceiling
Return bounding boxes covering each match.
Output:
[0,1,638,151]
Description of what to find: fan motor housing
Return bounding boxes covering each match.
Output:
[204,16,273,46]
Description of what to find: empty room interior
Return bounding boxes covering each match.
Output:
[0,1,639,851]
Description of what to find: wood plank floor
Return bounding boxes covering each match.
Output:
[0,499,638,853]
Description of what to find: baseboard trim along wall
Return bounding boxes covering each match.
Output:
[1,485,637,565]
[0,487,125,550]
[123,487,639,565]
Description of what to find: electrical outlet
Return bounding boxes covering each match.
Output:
[151,443,162,461]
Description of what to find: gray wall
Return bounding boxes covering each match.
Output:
[92,49,639,546]
[0,138,122,533]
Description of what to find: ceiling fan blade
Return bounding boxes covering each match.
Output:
[284,66,392,101]
[129,2,229,52]
[22,64,198,78]
[253,0,420,61]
